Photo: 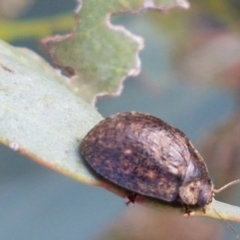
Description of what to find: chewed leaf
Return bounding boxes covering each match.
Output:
[0,40,103,184]
[42,0,189,104]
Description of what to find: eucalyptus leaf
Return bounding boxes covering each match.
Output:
[0,40,240,225]
[43,0,189,104]
[0,40,103,184]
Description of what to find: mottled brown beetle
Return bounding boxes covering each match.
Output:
[80,111,240,212]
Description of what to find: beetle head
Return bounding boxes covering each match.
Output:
[179,179,213,207]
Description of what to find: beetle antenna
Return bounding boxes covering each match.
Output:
[213,179,240,193]
[212,208,239,238]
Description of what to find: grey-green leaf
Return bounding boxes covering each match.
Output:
[42,0,189,104]
[0,40,103,184]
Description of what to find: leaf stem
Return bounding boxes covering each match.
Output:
[0,13,74,42]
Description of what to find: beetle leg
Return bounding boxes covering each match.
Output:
[183,205,192,216]
[126,192,138,205]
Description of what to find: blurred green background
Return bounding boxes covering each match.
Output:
[1,0,240,239]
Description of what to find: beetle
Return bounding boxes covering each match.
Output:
[80,111,239,211]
